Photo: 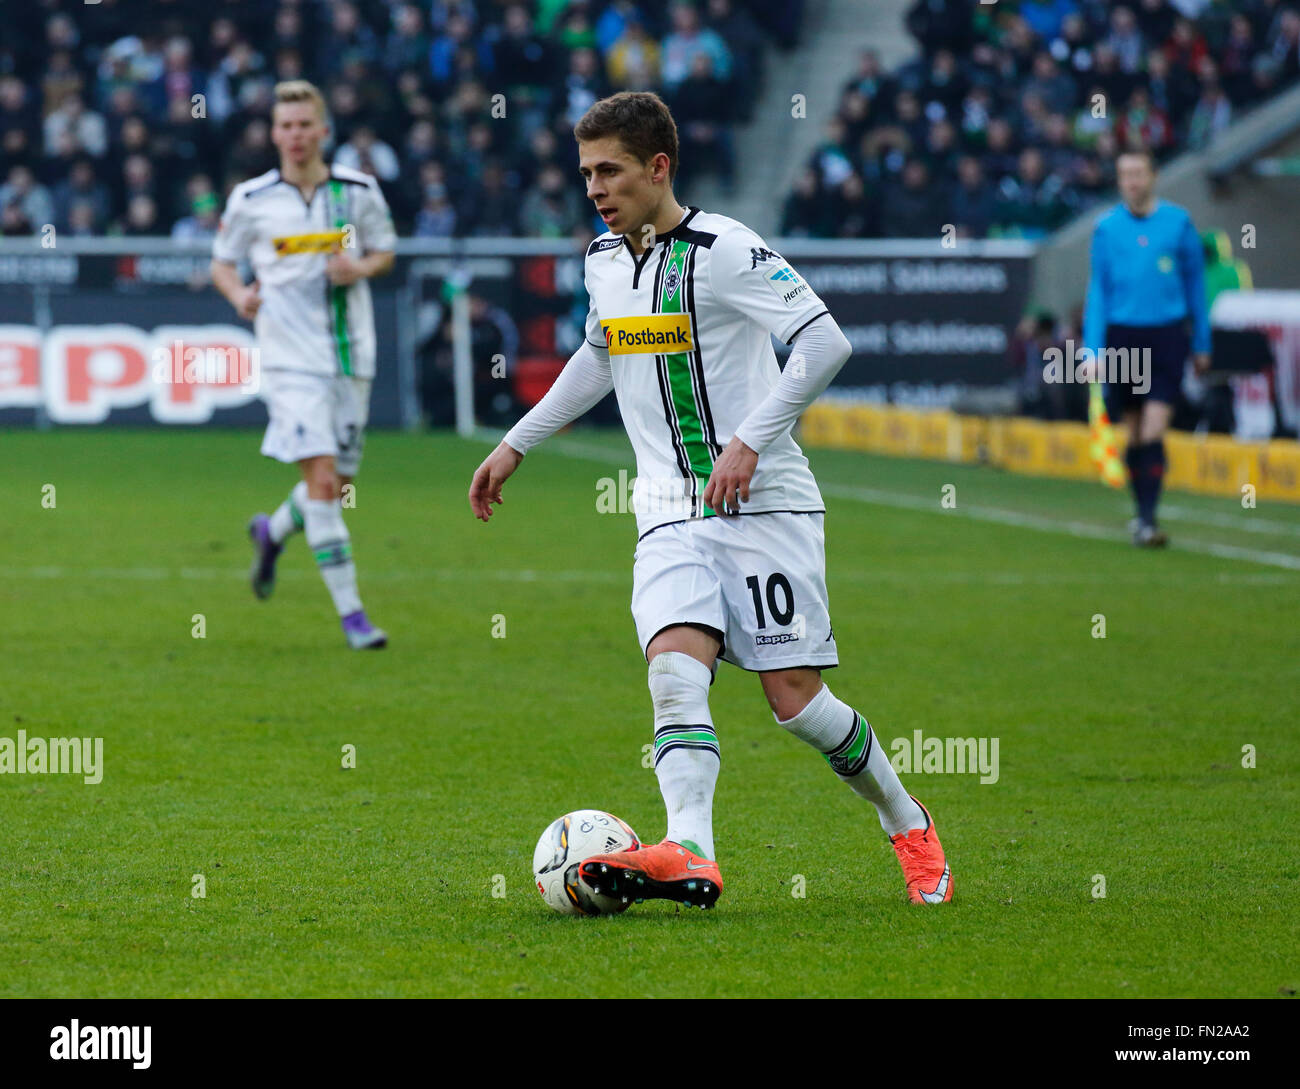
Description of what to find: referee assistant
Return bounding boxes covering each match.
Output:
[1083,148,1210,547]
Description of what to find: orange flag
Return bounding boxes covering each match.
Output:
[1088,382,1126,488]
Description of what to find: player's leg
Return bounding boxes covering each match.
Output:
[646,623,722,861]
[730,513,951,902]
[761,666,927,829]
[1131,397,1174,546]
[248,369,318,600]
[579,529,726,908]
[297,449,385,649]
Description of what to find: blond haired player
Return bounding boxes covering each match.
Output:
[469,92,953,907]
[211,81,396,648]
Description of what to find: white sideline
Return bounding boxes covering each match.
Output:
[515,433,1300,573]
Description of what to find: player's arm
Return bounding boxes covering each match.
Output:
[1079,218,1108,379]
[701,227,846,514]
[468,338,614,522]
[210,189,261,320]
[704,313,852,514]
[1180,213,1211,373]
[329,178,398,285]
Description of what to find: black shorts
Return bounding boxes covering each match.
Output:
[1102,322,1188,415]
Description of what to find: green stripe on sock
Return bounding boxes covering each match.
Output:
[654,728,718,751]
[313,542,352,566]
[824,713,869,776]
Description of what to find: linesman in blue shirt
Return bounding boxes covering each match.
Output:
[1083,149,1211,547]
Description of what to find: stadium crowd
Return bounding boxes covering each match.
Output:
[0,0,801,240]
[783,0,1300,239]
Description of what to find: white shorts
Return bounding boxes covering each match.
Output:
[631,511,839,673]
[259,370,372,476]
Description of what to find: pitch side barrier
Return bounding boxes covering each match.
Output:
[0,237,1035,429]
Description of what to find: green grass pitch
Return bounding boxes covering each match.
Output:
[1,427,1297,998]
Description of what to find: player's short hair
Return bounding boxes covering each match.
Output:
[1117,146,1156,171]
[273,80,327,121]
[575,92,679,183]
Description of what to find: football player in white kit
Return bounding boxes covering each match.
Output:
[469,93,953,907]
[211,81,395,649]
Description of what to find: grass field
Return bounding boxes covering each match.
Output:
[2,427,1297,998]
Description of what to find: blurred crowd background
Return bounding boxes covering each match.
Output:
[786,0,1300,239]
[0,0,802,241]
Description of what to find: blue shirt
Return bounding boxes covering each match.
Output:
[1083,200,1211,356]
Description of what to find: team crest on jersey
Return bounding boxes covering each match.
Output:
[664,261,681,302]
[763,263,811,307]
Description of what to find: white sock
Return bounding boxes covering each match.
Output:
[301,497,362,617]
[649,652,720,860]
[268,481,308,545]
[777,684,925,836]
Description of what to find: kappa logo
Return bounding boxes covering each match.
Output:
[664,261,681,301]
[750,246,781,269]
[592,236,622,254]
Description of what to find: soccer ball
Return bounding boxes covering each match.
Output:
[532,809,640,915]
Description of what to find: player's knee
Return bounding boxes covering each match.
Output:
[648,652,713,728]
[306,467,340,500]
[764,673,822,721]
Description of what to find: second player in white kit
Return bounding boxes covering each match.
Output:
[211,80,396,649]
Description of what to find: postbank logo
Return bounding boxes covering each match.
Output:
[602,314,694,355]
[272,230,347,256]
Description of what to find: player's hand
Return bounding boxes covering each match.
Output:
[703,436,758,516]
[326,252,364,286]
[236,280,262,321]
[469,441,524,522]
[1193,351,1211,375]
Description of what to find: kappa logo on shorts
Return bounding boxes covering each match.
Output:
[755,632,801,646]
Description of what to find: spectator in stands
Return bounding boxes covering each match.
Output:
[519,163,584,238]
[950,155,996,238]
[1025,52,1080,116]
[661,1,732,91]
[53,158,110,232]
[1186,73,1232,147]
[668,52,735,192]
[606,13,662,90]
[44,94,109,160]
[1021,0,1083,43]
[0,166,54,233]
[1107,6,1147,72]
[884,158,945,238]
[335,125,401,183]
[780,166,833,237]
[705,0,765,120]
[993,148,1075,238]
[171,189,220,243]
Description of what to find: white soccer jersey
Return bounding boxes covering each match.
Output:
[213,164,396,379]
[583,207,830,537]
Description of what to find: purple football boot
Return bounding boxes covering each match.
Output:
[247,514,283,600]
[342,609,387,649]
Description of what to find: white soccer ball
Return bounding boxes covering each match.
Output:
[532,809,640,915]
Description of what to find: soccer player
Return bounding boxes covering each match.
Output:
[1084,148,1210,547]
[211,81,395,648]
[468,92,952,907]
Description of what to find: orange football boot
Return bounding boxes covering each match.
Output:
[890,796,953,904]
[579,839,723,909]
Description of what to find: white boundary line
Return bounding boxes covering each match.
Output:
[517,433,1300,572]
